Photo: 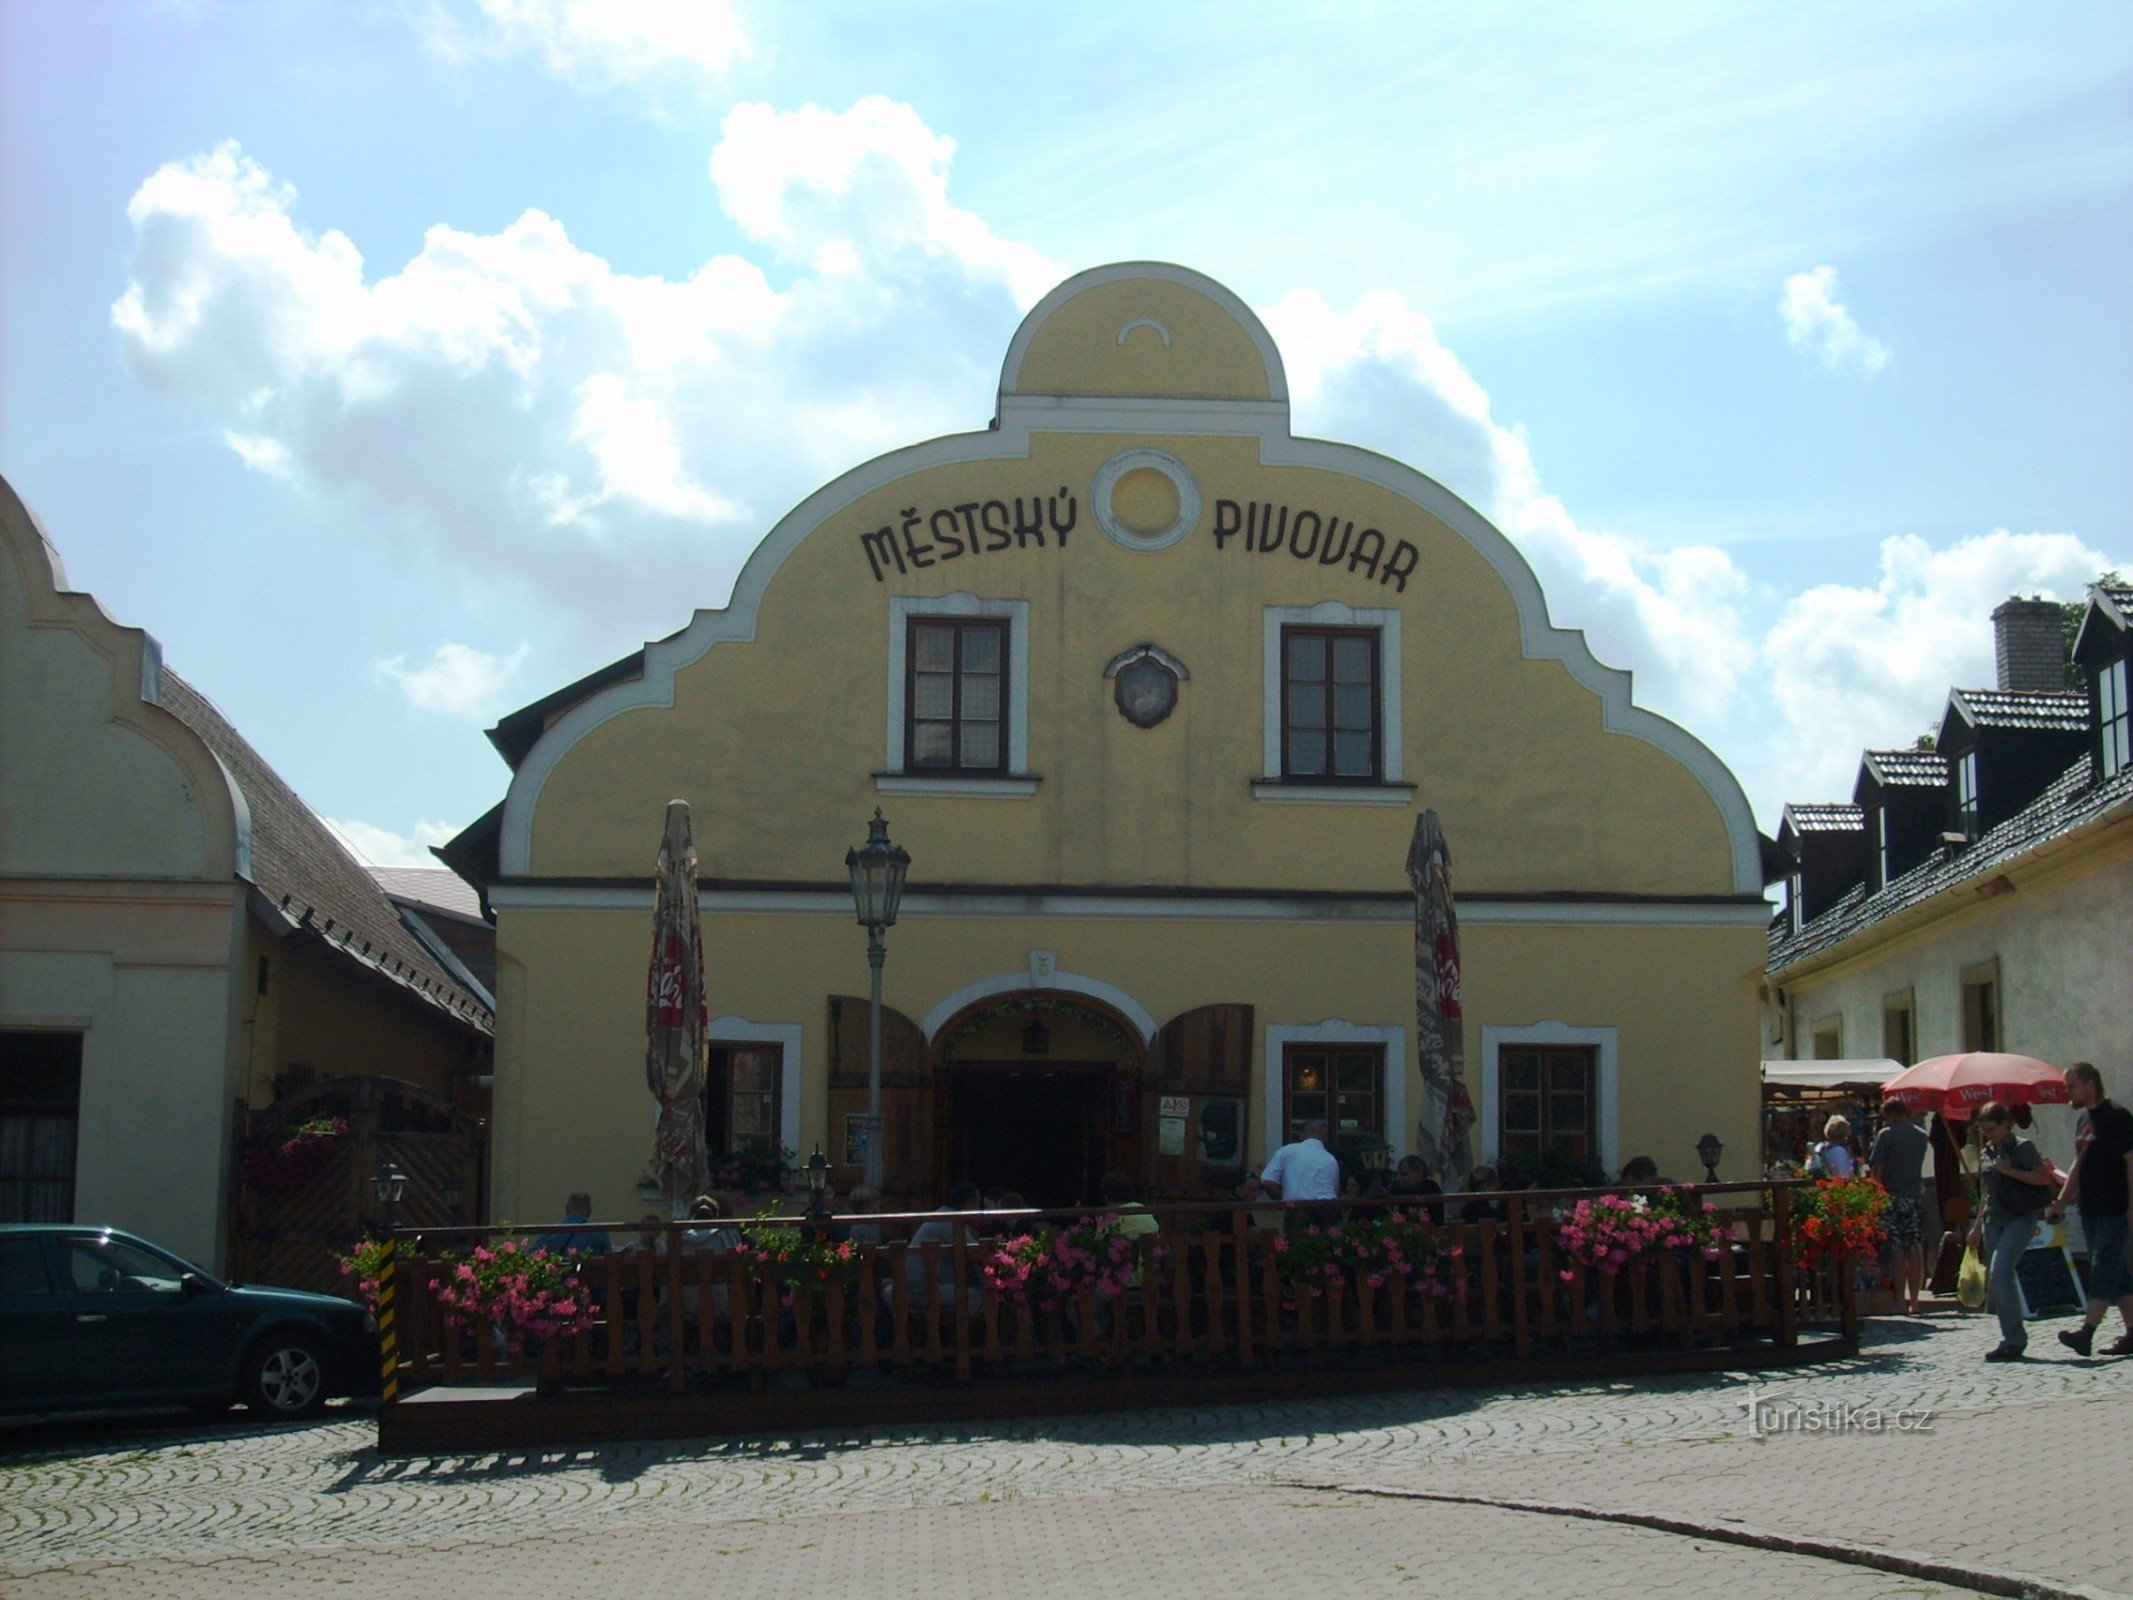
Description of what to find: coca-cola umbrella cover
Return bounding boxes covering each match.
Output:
[1406,809,1476,1181]
[643,799,710,1211]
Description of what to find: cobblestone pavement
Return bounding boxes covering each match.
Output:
[6,1485,1978,1600]
[6,1316,2131,1595]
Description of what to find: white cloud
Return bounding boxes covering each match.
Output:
[1261,287,1754,724]
[374,641,530,717]
[1762,529,2113,800]
[1780,266,1890,375]
[113,120,1056,632]
[326,816,460,868]
[413,0,748,92]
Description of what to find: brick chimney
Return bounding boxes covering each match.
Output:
[1991,598,2066,693]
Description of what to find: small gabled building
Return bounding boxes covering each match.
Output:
[1768,581,2133,1184]
[1853,748,1949,895]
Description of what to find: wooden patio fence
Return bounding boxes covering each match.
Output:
[385,1180,1854,1403]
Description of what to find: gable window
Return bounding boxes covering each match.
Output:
[906,617,1008,775]
[706,1042,784,1156]
[1281,626,1380,782]
[1497,1046,1597,1161]
[1811,1019,1844,1061]
[1280,1042,1384,1152]
[2101,656,2130,779]
[1954,751,1980,840]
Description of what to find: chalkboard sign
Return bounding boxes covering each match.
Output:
[2015,1243,2084,1319]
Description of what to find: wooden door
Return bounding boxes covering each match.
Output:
[826,994,932,1205]
[1148,1004,1254,1199]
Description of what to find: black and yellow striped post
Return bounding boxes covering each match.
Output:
[376,1233,399,1403]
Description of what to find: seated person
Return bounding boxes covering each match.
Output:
[1101,1171,1159,1289]
[1390,1155,1447,1223]
[897,1181,984,1307]
[532,1191,612,1258]
[1458,1166,1504,1226]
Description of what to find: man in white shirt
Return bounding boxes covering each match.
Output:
[1261,1121,1342,1207]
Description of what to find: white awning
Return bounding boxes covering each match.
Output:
[1761,1059,1902,1090]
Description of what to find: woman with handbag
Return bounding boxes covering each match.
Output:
[1966,1102,2063,1361]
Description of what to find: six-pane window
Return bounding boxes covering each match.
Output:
[1497,1045,1597,1161]
[706,1044,782,1155]
[908,619,1008,774]
[1281,1043,1384,1151]
[1281,626,1380,781]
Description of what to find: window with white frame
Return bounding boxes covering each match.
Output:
[1954,751,1980,839]
[882,594,1031,791]
[2101,656,2129,779]
[1258,603,1406,799]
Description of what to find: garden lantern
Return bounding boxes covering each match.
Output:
[372,1160,409,1230]
[1696,1133,1723,1182]
[804,1144,832,1218]
[1021,1011,1051,1055]
[846,808,910,1194]
[441,1172,465,1222]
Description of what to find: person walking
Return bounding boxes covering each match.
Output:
[1967,1102,2061,1361]
[1868,1098,1931,1315]
[2050,1062,2133,1358]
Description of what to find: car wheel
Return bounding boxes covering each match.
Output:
[242,1331,328,1419]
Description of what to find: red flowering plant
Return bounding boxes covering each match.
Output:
[337,1237,391,1315]
[430,1240,596,1340]
[1550,1188,1722,1282]
[240,1114,349,1193]
[1791,1171,1889,1271]
[732,1216,858,1306]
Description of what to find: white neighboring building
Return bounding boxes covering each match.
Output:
[1767,585,2133,1186]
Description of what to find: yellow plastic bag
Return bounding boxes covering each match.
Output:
[1957,1245,1988,1310]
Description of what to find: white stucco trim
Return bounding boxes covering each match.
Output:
[1250,782,1415,806]
[883,593,1031,778]
[919,969,1159,1045]
[496,266,1761,894]
[1091,448,1201,553]
[999,261,1290,403]
[707,1016,803,1157]
[1478,1021,1620,1173]
[1260,601,1405,788]
[873,775,1039,798]
[1261,1020,1409,1166]
[486,882,1772,925]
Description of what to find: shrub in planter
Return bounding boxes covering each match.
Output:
[1791,1172,1889,1271]
[1552,1189,1721,1280]
[241,1115,349,1192]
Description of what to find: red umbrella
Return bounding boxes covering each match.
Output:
[1884,1053,2068,1120]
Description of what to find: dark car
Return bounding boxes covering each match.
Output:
[0,1225,379,1420]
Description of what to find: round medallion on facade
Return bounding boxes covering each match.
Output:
[1104,644,1188,728]
[1091,449,1200,553]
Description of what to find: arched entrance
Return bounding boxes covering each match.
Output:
[933,992,1146,1208]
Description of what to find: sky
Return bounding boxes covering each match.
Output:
[3,0,2129,868]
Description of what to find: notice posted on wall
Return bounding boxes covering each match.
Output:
[1158,1115,1187,1155]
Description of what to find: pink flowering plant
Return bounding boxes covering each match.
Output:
[336,1236,391,1315]
[430,1239,596,1339]
[1550,1188,1722,1281]
[241,1114,349,1193]
[1271,1210,1465,1305]
[980,1230,1056,1301]
[1045,1213,1157,1303]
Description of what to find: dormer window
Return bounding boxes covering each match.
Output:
[2101,656,2129,779]
[1954,751,1980,840]
[1873,806,1889,890]
[1788,869,1803,935]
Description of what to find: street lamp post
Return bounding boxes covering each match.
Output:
[371,1160,410,1405]
[846,808,910,1196]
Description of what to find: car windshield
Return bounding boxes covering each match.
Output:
[59,1234,210,1294]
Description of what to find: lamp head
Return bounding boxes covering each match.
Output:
[845,808,911,930]
[373,1160,410,1208]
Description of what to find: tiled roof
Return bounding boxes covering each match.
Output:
[2099,580,2132,615]
[1771,755,2133,972]
[158,673,494,1033]
[370,865,485,924]
[1949,687,2088,732]
[1862,749,1948,788]
[1781,803,1863,835]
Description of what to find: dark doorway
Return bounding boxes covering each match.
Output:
[1,1031,82,1224]
[947,1065,1109,1209]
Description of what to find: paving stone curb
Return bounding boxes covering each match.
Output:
[1308,1482,2129,1600]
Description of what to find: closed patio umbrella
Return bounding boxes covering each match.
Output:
[644,799,710,1210]
[1407,810,1475,1181]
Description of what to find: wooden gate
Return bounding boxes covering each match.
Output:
[236,1076,483,1293]
[1149,1004,1254,1198]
